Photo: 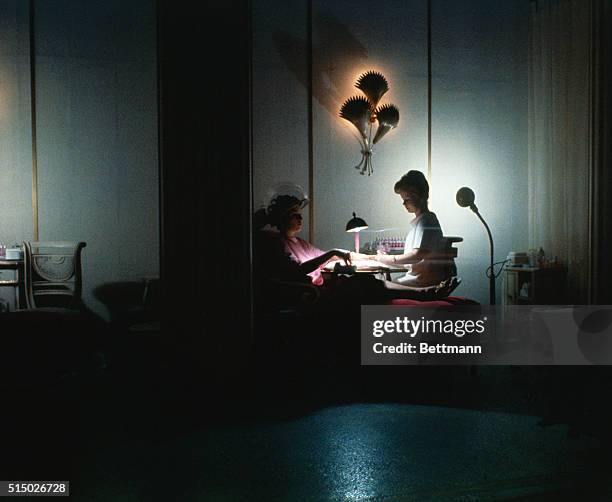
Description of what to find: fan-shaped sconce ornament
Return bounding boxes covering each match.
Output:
[373,104,400,145]
[339,71,400,175]
[355,71,388,109]
[339,96,371,140]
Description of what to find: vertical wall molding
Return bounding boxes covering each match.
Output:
[307,0,314,242]
[587,0,594,303]
[29,0,39,241]
[248,0,254,337]
[427,0,432,186]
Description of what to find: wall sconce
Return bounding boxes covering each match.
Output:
[346,212,368,252]
[456,187,496,305]
[339,71,400,176]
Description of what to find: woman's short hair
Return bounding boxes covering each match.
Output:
[267,195,303,226]
[252,194,308,230]
[394,170,429,200]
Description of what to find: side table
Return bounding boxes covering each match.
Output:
[0,259,24,310]
[504,266,567,305]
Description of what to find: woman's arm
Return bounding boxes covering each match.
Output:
[297,249,350,274]
[349,251,374,261]
[376,248,428,265]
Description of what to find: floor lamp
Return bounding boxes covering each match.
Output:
[456,187,496,305]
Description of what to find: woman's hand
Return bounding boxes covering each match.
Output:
[376,252,391,264]
[328,249,351,265]
[338,250,352,265]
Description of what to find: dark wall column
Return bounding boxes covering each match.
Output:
[158,1,252,374]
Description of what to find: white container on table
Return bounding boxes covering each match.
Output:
[5,247,23,260]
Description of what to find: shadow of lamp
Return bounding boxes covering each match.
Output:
[456,187,496,305]
[346,212,368,252]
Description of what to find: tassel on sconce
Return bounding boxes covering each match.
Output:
[339,71,400,176]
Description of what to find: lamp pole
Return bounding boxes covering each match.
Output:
[473,210,495,305]
[456,187,496,305]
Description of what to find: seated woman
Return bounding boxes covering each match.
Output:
[253,191,387,312]
[355,170,454,289]
[254,193,351,287]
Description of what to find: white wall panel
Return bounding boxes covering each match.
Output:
[35,0,159,317]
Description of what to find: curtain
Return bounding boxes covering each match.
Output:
[590,0,612,304]
[528,0,591,303]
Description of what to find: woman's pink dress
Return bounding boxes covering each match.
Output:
[282,236,327,285]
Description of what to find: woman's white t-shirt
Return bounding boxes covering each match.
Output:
[396,211,448,287]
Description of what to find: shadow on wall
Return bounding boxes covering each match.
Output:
[274,12,368,117]
[93,279,160,328]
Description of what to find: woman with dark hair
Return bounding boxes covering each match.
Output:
[254,192,392,313]
[356,170,451,288]
[254,193,351,286]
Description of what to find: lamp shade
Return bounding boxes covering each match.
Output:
[456,187,476,208]
[346,212,368,232]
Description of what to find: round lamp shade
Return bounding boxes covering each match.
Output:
[346,212,368,232]
[456,187,476,208]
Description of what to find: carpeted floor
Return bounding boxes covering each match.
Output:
[2,312,611,501]
[68,402,609,501]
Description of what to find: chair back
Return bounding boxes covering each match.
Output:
[431,236,463,278]
[23,241,86,310]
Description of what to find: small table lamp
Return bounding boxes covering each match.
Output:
[456,187,496,305]
[346,212,369,252]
